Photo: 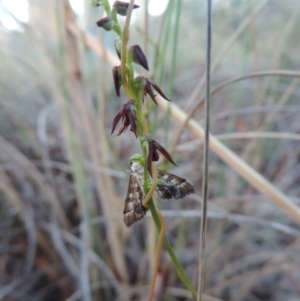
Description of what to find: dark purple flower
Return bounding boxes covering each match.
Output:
[134,76,170,105]
[96,16,115,31]
[113,1,140,16]
[145,135,177,176]
[112,66,122,96]
[129,45,149,71]
[111,100,137,137]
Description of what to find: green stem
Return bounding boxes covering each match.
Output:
[100,0,111,15]
[120,0,135,97]
[148,201,197,298]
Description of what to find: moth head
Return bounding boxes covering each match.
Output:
[130,161,144,174]
[129,154,145,174]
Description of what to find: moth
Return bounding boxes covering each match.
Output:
[123,161,195,227]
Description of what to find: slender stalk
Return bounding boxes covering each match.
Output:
[147,210,165,301]
[167,0,181,100]
[121,0,135,98]
[164,0,181,147]
[155,2,173,86]
[142,163,157,207]
[147,200,197,298]
[197,1,211,300]
[144,165,163,301]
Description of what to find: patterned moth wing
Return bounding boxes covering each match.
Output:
[123,161,195,227]
[123,174,148,227]
[156,169,195,199]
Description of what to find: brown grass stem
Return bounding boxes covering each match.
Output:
[147,210,165,301]
[142,164,162,301]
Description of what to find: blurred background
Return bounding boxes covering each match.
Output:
[1,0,300,300]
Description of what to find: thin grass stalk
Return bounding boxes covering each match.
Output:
[247,0,262,172]
[155,1,173,86]
[141,0,157,283]
[197,0,211,300]
[167,0,181,100]
[152,1,171,81]
[215,132,300,142]
[151,2,173,137]
[163,0,181,148]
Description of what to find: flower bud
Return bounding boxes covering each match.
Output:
[113,1,140,16]
[133,76,147,101]
[128,45,149,71]
[112,66,122,96]
[144,135,177,176]
[96,16,115,31]
[133,76,170,105]
[114,38,122,59]
[111,100,137,137]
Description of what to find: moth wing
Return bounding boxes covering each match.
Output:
[123,174,148,227]
[156,169,195,199]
